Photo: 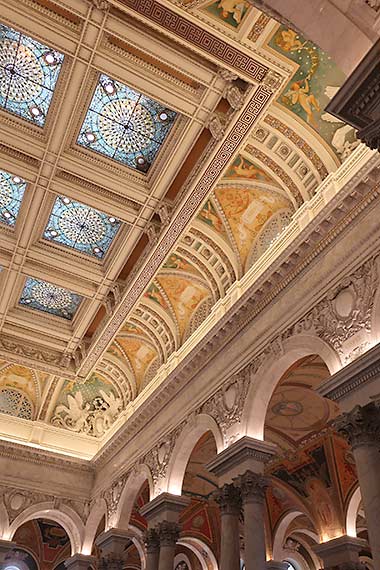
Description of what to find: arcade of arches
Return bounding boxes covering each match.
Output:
[0,0,380,570]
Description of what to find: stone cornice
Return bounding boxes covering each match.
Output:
[206,437,276,477]
[0,440,94,473]
[318,342,380,401]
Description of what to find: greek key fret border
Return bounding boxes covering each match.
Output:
[80,85,273,375]
[119,0,269,82]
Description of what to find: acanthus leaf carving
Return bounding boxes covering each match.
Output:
[51,390,123,437]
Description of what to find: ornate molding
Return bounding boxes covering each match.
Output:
[157,521,180,547]
[94,154,380,467]
[79,84,274,377]
[334,401,380,449]
[145,528,160,553]
[119,0,269,83]
[51,390,123,438]
[201,366,251,436]
[214,483,242,515]
[234,470,269,503]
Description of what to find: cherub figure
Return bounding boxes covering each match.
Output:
[217,0,248,24]
[284,78,320,128]
[275,29,306,52]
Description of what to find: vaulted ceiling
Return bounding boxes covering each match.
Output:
[0,0,357,455]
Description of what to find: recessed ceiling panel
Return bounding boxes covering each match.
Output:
[0,169,26,226]
[0,23,64,126]
[44,195,121,258]
[19,277,82,320]
[77,74,177,172]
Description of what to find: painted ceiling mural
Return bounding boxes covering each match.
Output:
[0,1,362,443]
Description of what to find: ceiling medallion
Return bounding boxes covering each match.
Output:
[44,195,121,258]
[0,23,64,126]
[19,277,83,320]
[77,73,177,172]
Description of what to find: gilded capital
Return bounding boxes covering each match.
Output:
[234,470,269,503]
[157,521,180,547]
[334,401,380,449]
[214,483,242,515]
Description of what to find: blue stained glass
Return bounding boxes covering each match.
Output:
[77,74,177,172]
[0,23,64,126]
[19,277,82,320]
[0,169,26,226]
[44,195,122,258]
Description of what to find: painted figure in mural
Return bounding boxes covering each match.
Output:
[284,78,320,128]
[275,29,306,52]
[198,200,224,234]
[227,156,272,182]
[216,0,248,24]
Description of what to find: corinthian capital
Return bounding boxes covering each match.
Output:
[145,528,160,553]
[334,401,380,448]
[234,470,269,503]
[157,521,180,547]
[214,483,242,515]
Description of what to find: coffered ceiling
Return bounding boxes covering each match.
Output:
[0,0,358,455]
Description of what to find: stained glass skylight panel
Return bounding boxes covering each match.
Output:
[77,74,177,172]
[0,169,26,226]
[0,23,64,126]
[19,277,82,320]
[44,195,121,258]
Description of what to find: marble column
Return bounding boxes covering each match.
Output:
[313,535,366,570]
[214,483,242,570]
[141,493,189,570]
[145,528,160,570]
[336,402,380,569]
[235,470,269,570]
[157,521,179,570]
[95,528,131,570]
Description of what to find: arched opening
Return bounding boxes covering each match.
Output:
[5,519,71,570]
[262,355,357,567]
[166,414,223,496]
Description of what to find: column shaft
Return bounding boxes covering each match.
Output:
[244,498,266,570]
[236,470,268,570]
[336,402,380,569]
[145,529,160,570]
[352,444,380,567]
[215,484,241,570]
[157,521,179,570]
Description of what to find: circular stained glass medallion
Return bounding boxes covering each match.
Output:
[58,205,106,245]
[31,281,72,310]
[98,99,155,152]
[0,39,43,102]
